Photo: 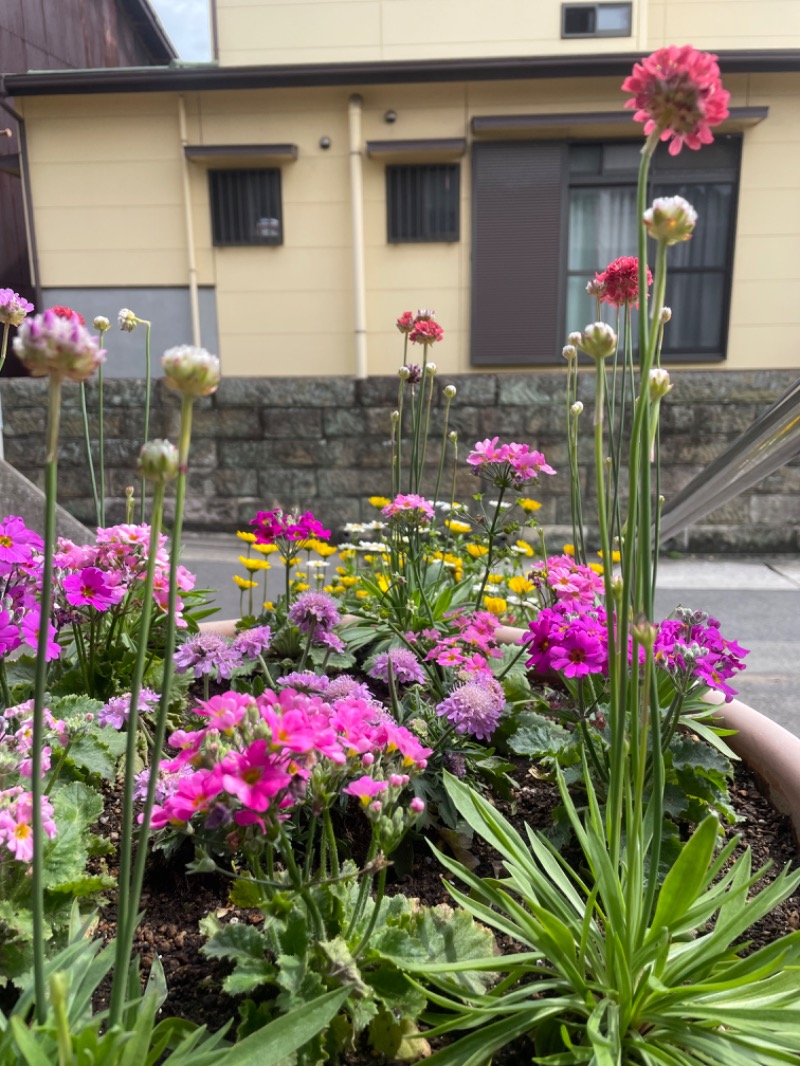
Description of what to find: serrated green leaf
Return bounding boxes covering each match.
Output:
[509,712,574,759]
[44,782,105,891]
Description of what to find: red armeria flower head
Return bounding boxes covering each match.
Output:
[396,311,415,333]
[622,45,730,155]
[408,318,444,346]
[48,306,85,325]
[593,256,653,309]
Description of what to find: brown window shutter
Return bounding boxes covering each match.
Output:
[471,141,566,366]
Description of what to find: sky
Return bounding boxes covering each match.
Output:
[150,0,212,62]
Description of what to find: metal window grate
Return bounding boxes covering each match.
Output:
[386,164,460,243]
[209,168,283,246]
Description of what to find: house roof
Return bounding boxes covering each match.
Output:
[118,0,178,64]
[3,49,800,97]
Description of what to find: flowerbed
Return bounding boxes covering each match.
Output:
[2,43,800,1066]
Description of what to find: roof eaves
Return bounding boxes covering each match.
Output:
[3,49,800,97]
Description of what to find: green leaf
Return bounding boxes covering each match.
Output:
[219,986,351,1066]
[44,782,105,890]
[9,1017,53,1066]
[647,815,719,942]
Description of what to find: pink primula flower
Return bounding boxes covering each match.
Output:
[62,566,125,610]
[343,775,389,804]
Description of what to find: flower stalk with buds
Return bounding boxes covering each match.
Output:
[119,309,154,520]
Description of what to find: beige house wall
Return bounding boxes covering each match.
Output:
[20,69,800,376]
[214,0,800,66]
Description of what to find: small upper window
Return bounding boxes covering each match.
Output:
[209,169,283,246]
[562,2,632,37]
[387,164,460,243]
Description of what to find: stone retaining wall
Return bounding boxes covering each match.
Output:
[1,369,798,552]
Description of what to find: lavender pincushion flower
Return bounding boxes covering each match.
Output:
[324,674,373,702]
[368,648,426,686]
[98,688,159,730]
[287,591,341,634]
[276,671,330,694]
[436,677,506,740]
[174,632,240,679]
[232,624,272,659]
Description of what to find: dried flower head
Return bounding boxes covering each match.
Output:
[118,308,138,332]
[161,345,221,397]
[13,310,106,382]
[622,45,730,155]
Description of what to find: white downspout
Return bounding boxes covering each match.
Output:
[348,94,368,380]
[178,95,202,347]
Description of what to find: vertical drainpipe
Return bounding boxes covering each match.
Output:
[178,95,202,347]
[347,94,368,380]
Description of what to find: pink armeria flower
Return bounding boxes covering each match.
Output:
[396,311,415,334]
[408,312,444,346]
[622,45,730,155]
[0,289,34,327]
[381,493,435,523]
[592,256,653,309]
[13,309,106,382]
[62,566,125,611]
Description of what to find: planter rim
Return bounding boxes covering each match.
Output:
[199,618,800,841]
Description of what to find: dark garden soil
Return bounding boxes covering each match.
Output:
[87,759,800,1064]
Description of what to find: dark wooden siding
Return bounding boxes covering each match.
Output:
[0,0,172,371]
[471,141,566,366]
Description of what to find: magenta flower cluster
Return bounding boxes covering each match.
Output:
[0,516,53,660]
[250,508,331,546]
[55,523,196,625]
[381,493,435,523]
[654,609,748,701]
[421,610,504,679]
[146,686,431,844]
[0,701,68,863]
[531,554,607,608]
[525,603,610,679]
[467,438,556,489]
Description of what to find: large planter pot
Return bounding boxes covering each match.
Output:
[199,619,800,840]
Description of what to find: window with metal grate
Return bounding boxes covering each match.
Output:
[209,169,283,246]
[386,164,460,243]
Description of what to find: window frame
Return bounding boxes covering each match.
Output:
[386,163,461,244]
[563,136,741,363]
[561,2,633,38]
[208,167,284,248]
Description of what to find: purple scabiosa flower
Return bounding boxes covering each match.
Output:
[368,648,426,686]
[275,671,331,694]
[287,591,341,635]
[173,632,240,680]
[62,567,125,611]
[324,674,373,702]
[0,289,34,327]
[436,677,506,740]
[232,624,272,659]
[98,688,159,730]
[13,309,106,382]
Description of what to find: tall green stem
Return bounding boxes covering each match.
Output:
[140,322,152,522]
[109,486,165,1026]
[79,383,100,526]
[121,396,193,1011]
[31,374,62,1022]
